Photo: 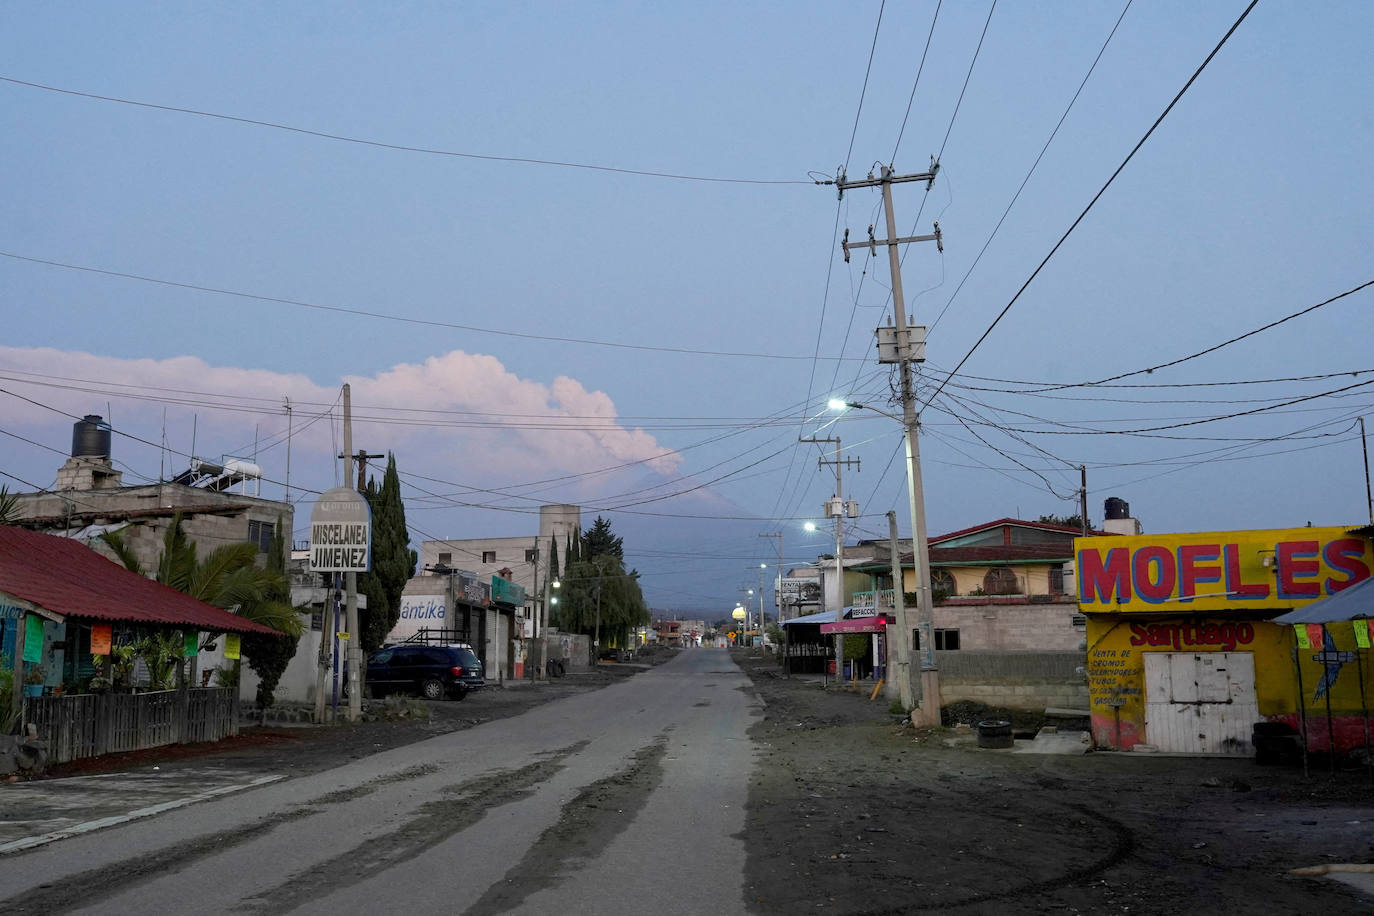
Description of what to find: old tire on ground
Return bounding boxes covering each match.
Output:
[421,678,445,700]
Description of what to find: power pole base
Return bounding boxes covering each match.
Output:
[911,670,943,727]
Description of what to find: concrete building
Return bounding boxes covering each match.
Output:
[419,504,581,625]
[407,504,581,681]
[10,414,304,704]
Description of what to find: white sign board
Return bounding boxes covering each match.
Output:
[309,487,372,572]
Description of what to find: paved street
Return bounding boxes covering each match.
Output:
[0,649,759,915]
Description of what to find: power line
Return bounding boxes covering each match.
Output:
[844,0,887,173]
[0,249,866,363]
[1036,279,1373,392]
[936,0,997,163]
[891,0,942,164]
[924,0,1260,409]
[937,366,1374,392]
[0,75,808,186]
[928,0,1133,335]
[978,377,1374,437]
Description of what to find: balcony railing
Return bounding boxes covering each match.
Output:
[850,588,895,609]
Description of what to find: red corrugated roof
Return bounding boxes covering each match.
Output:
[0,526,277,634]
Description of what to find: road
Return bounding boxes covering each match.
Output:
[0,648,760,915]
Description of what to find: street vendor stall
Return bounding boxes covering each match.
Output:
[780,609,834,675]
[1273,574,1374,764]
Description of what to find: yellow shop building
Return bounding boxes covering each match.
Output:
[1076,525,1373,755]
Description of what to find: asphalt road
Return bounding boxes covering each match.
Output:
[0,648,760,915]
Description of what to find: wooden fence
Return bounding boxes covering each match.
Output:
[23,688,240,765]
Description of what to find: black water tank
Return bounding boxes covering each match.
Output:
[1104,496,1129,520]
[71,415,112,458]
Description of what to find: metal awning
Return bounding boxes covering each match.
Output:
[1273,577,1374,625]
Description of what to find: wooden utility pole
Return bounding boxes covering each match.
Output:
[338,450,386,492]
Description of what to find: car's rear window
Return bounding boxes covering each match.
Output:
[451,648,480,667]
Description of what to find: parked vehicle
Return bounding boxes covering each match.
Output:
[364,644,485,700]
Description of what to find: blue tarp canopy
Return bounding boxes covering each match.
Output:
[1273,576,1374,625]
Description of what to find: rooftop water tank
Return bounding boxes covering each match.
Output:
[72,415,112,458]
[1104,497,1130,521]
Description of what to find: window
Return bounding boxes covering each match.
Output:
[1049,566,1066,594]
[437,552,452,565]
[930,569,955,598]
[482,550,496,564]
[525,548,537,563]
[913,628,962,650]
[1071,614,1087,628]
[247,519,273,553]
[983,567,1020,595]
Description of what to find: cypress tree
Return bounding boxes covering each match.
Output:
[358,453,418,651]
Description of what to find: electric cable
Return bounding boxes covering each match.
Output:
[891,0,942,164]
[0,249,867,363]
[928,0,1133,335]
[924,0,1261,409]
[0,75,808,186]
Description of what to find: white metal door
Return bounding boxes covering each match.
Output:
[1143,652,1258,754]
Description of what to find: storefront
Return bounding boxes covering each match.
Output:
[1077,526,1373,754]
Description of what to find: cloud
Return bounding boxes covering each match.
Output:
[0,346,681,496]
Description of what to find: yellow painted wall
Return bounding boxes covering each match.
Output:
[1086,615,1373,750]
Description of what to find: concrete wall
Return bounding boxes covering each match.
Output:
[885,644,1089,712]
[932,599,1085,651]
[238,624,324,707]
[14,482,292,575]
[931,650,1089,711]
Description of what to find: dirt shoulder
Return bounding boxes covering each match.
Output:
[733,648,1374,915]
[39,654,667,781]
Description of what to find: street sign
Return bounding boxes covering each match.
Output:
[309,487,372,572]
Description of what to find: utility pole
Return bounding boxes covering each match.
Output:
[1080,465,1089,536]
[341,385,362,723]
[804,436,859,682]
[1361,417,1372,525]
[339,450,386,492]
[283,397,293,505]
[836,161,944,725]
[759,532,784,621]
[887,510,915,712]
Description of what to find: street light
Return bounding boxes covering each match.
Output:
[831,396,934,721]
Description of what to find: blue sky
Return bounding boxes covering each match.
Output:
[2,2,1371,616]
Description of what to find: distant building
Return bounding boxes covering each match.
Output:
[409,504,581,681]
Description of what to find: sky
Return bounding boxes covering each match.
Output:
[2,1,1371,618]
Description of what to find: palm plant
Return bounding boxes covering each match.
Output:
[100,514,302,637]
[0,485,20,525]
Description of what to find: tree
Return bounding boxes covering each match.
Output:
[100,515,303,702]
[552,517,648,648]
[242,524,301,719]
[357,454,418,652]
[0,485,20,525]
[583,515,623,560]
[101,516,301,634]
[1037,513,1084,530]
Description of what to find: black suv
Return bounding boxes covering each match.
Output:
[364,644,485,700]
